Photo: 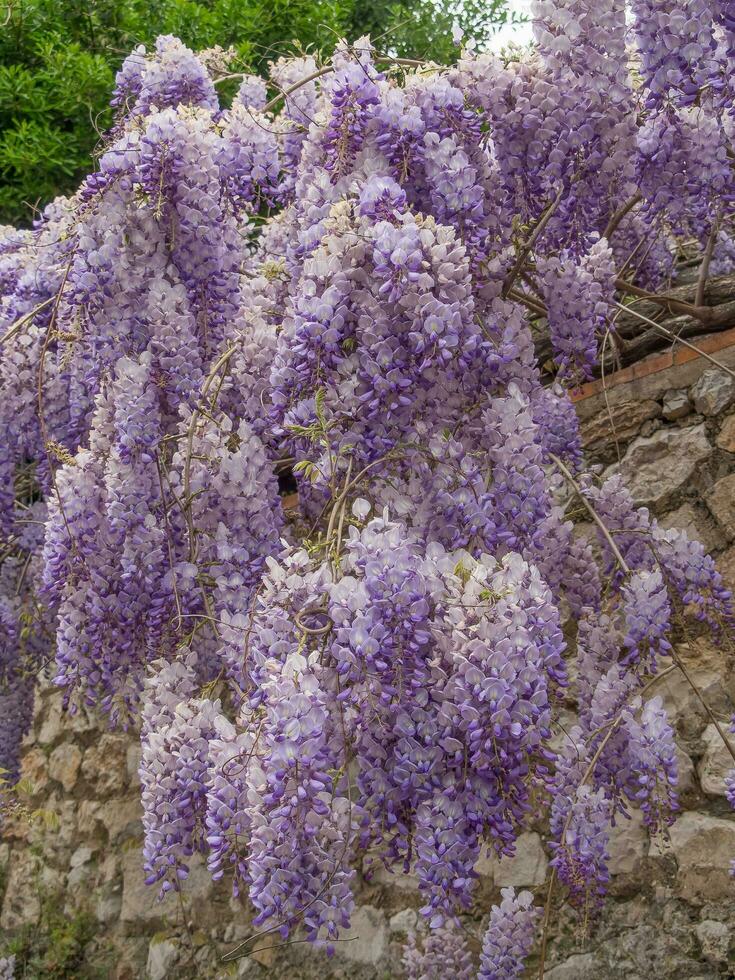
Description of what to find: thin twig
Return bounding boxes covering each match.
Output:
[695,216,721,309]
[549,454,630,573]
[615,279,713,323]
[669,650,735,764]
[537,665,675,978]
[613,302,735,381]
[602,193,642,241]
[0,296,55,349]
[502,187,565,299]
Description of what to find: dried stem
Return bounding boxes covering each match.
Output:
[502,187,565,299]
[0,296,54,349]
[615,279,713,322]
[613,302,735,381]
[549,454,630,573]
[602,192,642,241]
[695,216,721,309]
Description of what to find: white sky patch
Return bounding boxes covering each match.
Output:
[487,0,534,51]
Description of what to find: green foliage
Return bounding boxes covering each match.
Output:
[0,893,109,979]
[0,0,514,226]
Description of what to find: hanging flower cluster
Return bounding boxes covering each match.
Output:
[1,6,735,977]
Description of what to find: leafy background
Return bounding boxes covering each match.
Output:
[0,0,515,226]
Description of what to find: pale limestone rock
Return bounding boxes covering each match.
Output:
[716,412,735,452]
[373,863,420,890]
[604,424,711,511]
[669,811,735,901]
[717,543,735,595]
[77,799,104,838]
[580,398,660,451]
[697,723,735,796]
[48,742,82,792]
[659,503,722,555]
[81,734,129,796]
[235,959,257,978]
[121,849,165,931]
[96,879,123,924]
[19,747,47,790]
[675,744,698,805]
[705,473,735,539]
[71,844,95,868]
[67,858,96,891]
[545,954,598,979]
[27,795,77,852]
[662,388,691,421]
[127,743,143,784]
[695,919,731,965]
[340,905,388,964]
[37,696,64,746]
[68,703,97,735]
[656,642,734,738]
[146,937,180,980]
[608,809,648,874]
[476,831,548,886]
[389,908,419,935]
[690,369,735,416]
[0,853,41,930]
[99,796,141,844]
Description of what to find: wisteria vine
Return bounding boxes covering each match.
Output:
[2,2,735,977]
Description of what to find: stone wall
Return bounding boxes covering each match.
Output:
[3,352,735,979]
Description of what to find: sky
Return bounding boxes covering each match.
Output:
[487,0,534,51]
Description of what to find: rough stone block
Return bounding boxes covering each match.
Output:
[656,641,734,739]
[697,723,735,796]
[662,388,691,421]
[121,849,165,932]
[545,954,598,979]
[37,697,65,746]
[716,412,735,452]
[146,937,180,980]
[389,908,419,936]
[0,853,41,930]
[608,809,648,875]
[705,473,735,539]
[669,811,735,901]
[690,369,735,416]
[19,747,48,790]
[476,831,548,887]
[695,919,732,965]
[580,399,660,452]
[339,905,388,965]
[99,796,141,844]
[675,744,698,806]
[82,734,129,796]
[48,742,82,792]
[605,424,711,511]
[658,503,722,555]
[96,879,123,924]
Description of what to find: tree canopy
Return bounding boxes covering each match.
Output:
[0,0,511,224]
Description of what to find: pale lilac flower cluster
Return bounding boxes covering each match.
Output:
[322,44,381,182]
[630,0,716,107]
[113,35,218,118]
[478,888,540,980]
[621,569,672,669]
[403,922,475,980]
[3,13,735,974]
[536,238,616,384]
[620,696,678,831]
[139,655,223,895]
[550,785,612,912]
[636,106,731,235]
